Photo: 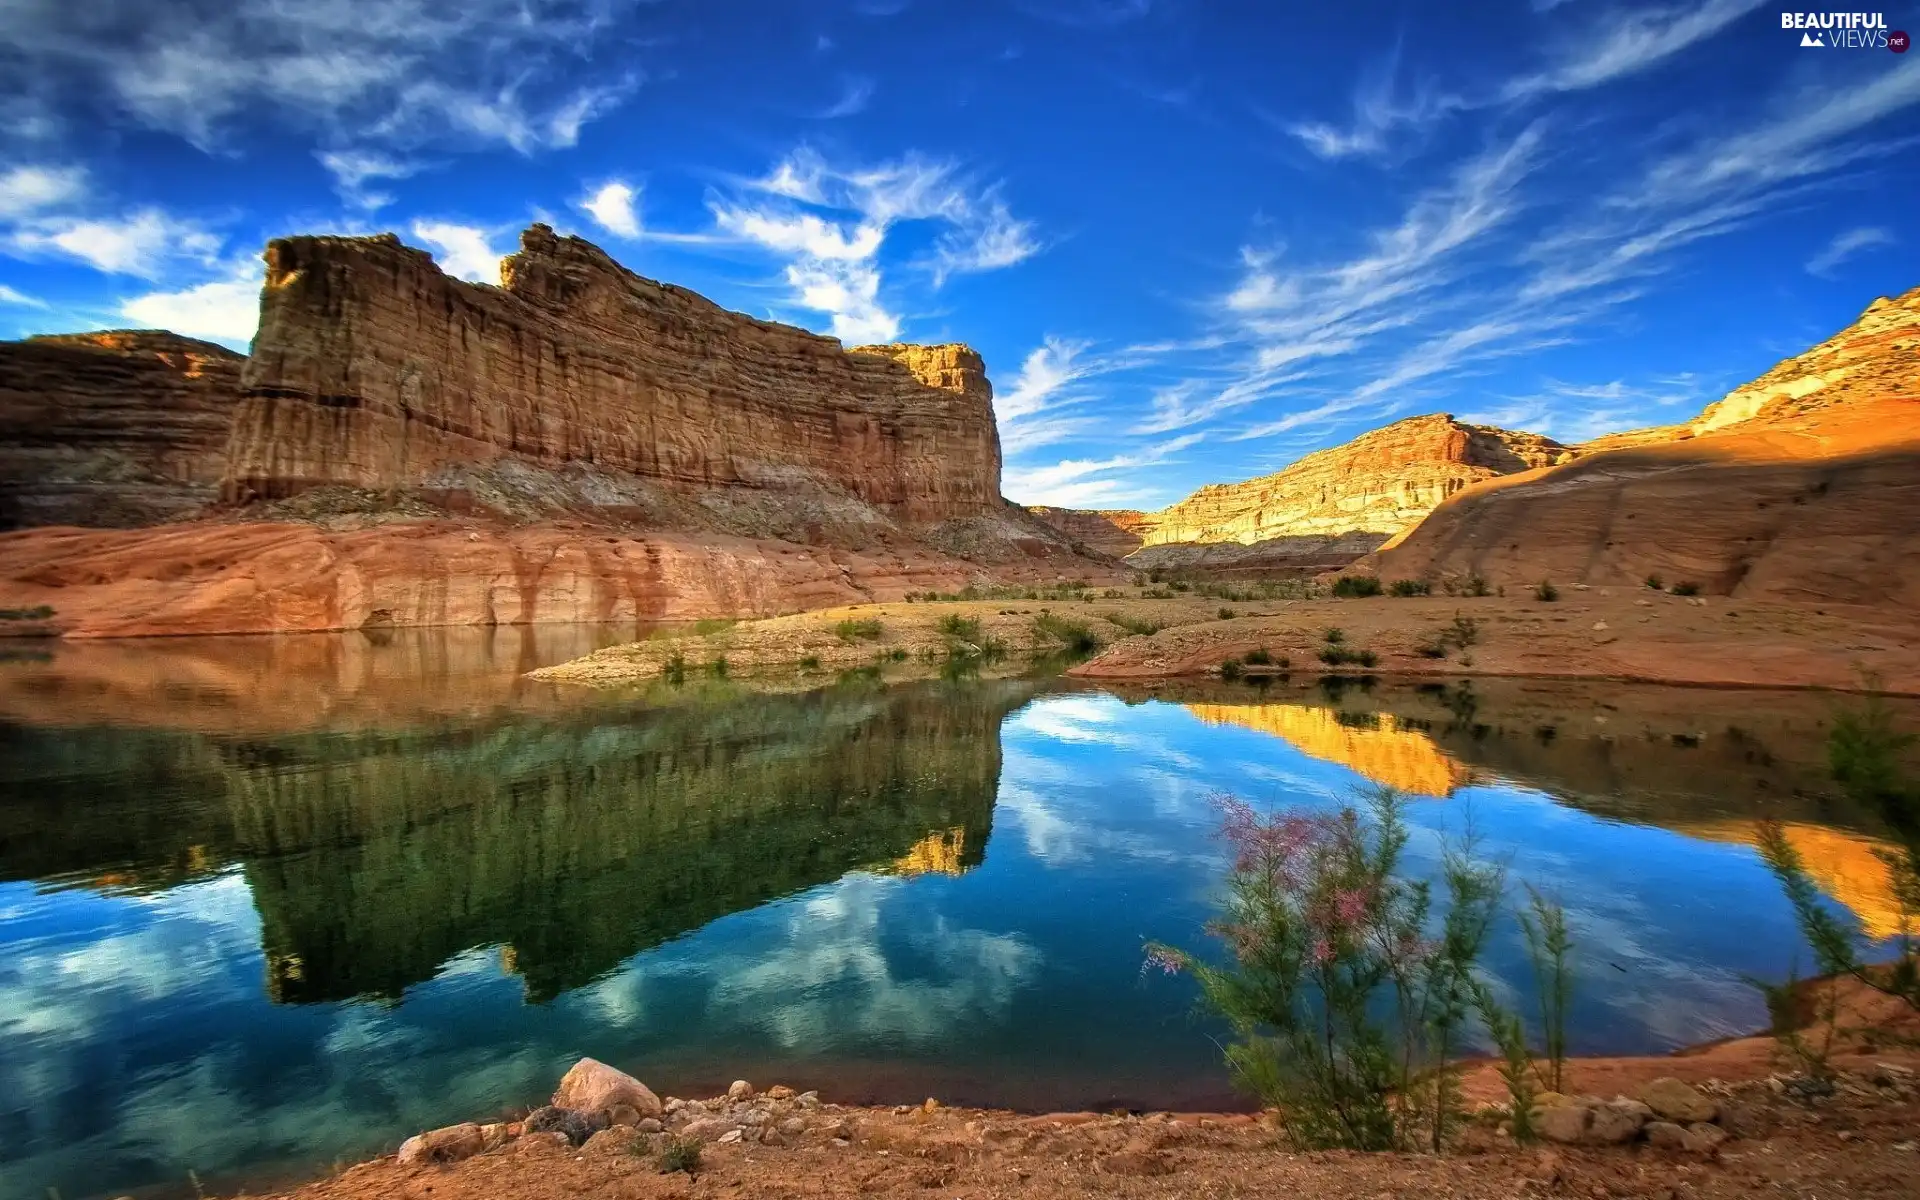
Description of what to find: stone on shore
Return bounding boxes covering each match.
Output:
[1639,1077,1719,1124]
[728,1079,755,1101]
[396,1122,485,1166]
[1533,1104,1591,1145]
[553,1057,663,1119]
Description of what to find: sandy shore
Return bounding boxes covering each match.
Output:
[528,587,1920,695]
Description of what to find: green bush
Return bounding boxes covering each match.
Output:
[707,656,729,679]
[834,618,884,642]
[1533,581,1558,602]
[1323,627,1346,645]
[1388,579,1431,597]
[1643,575,1663,591]
[1671,581,1700,597]
[1464,575,1493,597]
[655,1135,703,1174]
[1332,576,1384,598]
[662,653,687,685]
[1244,647,1272,666]
[1219,657,1244,680]
[1033,613,1101,654]
[1218,606,1238,619]
[1146,788,1510,1152]
[1105,613,1166,636]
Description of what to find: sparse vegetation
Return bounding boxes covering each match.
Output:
[1418,615,1483,660]
[1218,606,1238,619]
[1219,656,1244,680]
[1145,787,1512,1153]
[1671,581,1701,597]
[1644,574,1664,590]
[1324,627,1346,645]
[690,618,736,636]
[1332,575,1385,598]
[1319,645,1379,668]
[1244,647,1273,666]
[834,617,884,642]
[707,655,729,679]
[936,612,1006,664]
[1032,612,1101,654]
[1388,579,1432,597]
[1105,613,1166,636]
[0,605,54,620]
[655,1134,703,1175]
[662,653,687,685]
[1464,575,1492,597]
[1533,581,1559,602]
[798,655,821,670]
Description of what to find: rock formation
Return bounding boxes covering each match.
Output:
[1372,287,1920,606]
[1022,507,1151,558]
[229,225,1000,522]
[1029,415,1569,576]
[0,225,1116,635]
[0,331,243,529]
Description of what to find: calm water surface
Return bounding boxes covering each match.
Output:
[0,626,1907,1199]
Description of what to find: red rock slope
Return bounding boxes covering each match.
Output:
[1372,288,1920,606]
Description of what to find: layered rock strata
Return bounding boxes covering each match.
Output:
[1373,288,1920,606]
[0,331,244,529]
[227,224,1001,522]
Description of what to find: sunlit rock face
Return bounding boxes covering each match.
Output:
[1373,286,1920,606]
[1674,821,1907,940]
[228,224,1002,523]
[1028,415,1568,577]
[1183,702,1471,798]
[0,332,244,530]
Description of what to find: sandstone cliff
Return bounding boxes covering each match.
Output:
[229,224,1001,523]
[1372,287,1920,606]
[0,331,243,529]
[1029,415,1568,576]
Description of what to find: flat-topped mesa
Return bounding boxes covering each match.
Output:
[227,223,1001,522]
[0,330,244,530]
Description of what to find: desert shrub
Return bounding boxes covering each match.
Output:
[1219,607,1238,620]
[1463,575,1492,597]
[1755,685,1920,1050]
[1332,576,1384,598]
[662,653,687,685]
[1416,640,1449,659]
[835,618,883,643]
[1671,581,1700,597]
[1033,612,1101,654]
[937,613,982,641]
[1219,657,1244,680]
[1533,581,1558,602]
[1146,788,1508,1152]
[1106,613,1166,636]
[1318,645,1378,669]
[1245,647,1273,666]
[1141,586,1176,600]
[707,656,729,679]
[1171,580,1193,592]
[1644,575,1664,591]
[1447,615,1481,647]
[655,1135,703,1174]
[1323,627,1346,645]
[1388,579,1431,597]
[798,655,821,670]
[1104,588,1124,599]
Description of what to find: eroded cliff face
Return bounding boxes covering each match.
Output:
[1373,287,1920,605]
[0,331,244,530]
[228,224,1001,522]
[1029,415,1568,575]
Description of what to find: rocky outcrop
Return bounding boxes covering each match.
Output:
[1023,507,1151,558]
[1372,288,1920,606]
[0,331,243,529]
[227,224,1000,522]
[1033,415,1569,577]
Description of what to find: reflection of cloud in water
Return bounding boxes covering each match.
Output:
[581,875,1041,1051]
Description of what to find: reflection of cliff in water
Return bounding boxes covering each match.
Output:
[0,678,1034,1004]
[1154,676,1919,938]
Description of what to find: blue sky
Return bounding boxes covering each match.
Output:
[1,1,1916,509]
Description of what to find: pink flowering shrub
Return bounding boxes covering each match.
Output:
[1146,785,1507,1151]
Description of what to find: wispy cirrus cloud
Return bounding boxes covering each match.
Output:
[1003,432,1202,508]
[1806,226,1895,277]
[813,76,875,119]
[704,147,1040,344]
[1502,0,1767,101]
[0,283,48,308]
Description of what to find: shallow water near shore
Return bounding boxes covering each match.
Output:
[1,627,1910,1199]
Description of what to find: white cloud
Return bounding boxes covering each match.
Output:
[1806,226,1895,278]
[931,199,1040,283]
[316,150,417,210]
[1503,0,1767,100]
[1002,432,1202,507]
[1,0,644,164]
[579,180,643,240]
[1279,51,1466,161]
[0,283,47,308]
[814,76,875,119]
[119,259,264,348]
[410,221,505,284]
[0,166,86,219]
[9,209,221,279]
[713,207,885,260]
[786,259,897,343]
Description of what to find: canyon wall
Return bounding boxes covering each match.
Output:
[1029,415,1569,575]
[228,224,1001,522]
[0,332,244,530]
[1373,288,1920,606]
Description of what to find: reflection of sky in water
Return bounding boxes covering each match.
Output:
[0,690,1857,1199]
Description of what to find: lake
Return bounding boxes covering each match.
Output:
[0,626,1906,1199]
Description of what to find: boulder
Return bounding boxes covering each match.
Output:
[766,1085,796,1101]
[396,1122,485,1166]
[1532,1104,1592,1145]
[1638,1077,1718,1124]
[552,1057,662,1119]
[680,1117,737,1144]
[1684,1122,1728,1153]
[1645,1121,1691,1150]
[636,1118,663,1134]
[1585,1102,1647,1146]
[727,1079,755,1101]
[523,1105,606,1147]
